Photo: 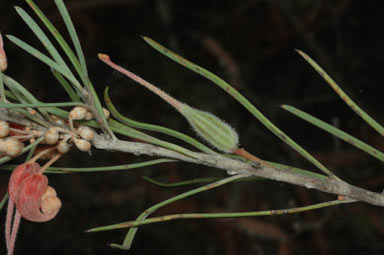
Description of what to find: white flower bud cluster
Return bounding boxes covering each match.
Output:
[69,106,110,121]
[43,106,106,153]
[0,120,24,157]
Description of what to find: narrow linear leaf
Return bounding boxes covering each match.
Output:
[15,6,71,74]
[143,175,263,187]
[6,35,82,91]
[26,0,110,136]
[108,119,199,159]
[4,75,50,119]
[282,105,384,162]
[25,0,83,83]
[0,193,8,212]
[11,108,50,127]
[54,0,88,79]
[296,50,384,136]
[88,199,353,231]
[104,87,216,154]
[0,102,83,108]
[0,159,175,173]
[88,174,246,250]
[143,37,337,178]
[51,70,82,102]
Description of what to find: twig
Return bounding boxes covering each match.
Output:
[2,109,384,207]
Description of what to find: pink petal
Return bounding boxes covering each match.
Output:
[8,163,40,202]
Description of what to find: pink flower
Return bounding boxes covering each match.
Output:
[5,163,62,255]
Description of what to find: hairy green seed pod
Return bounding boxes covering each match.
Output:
[181,104,239,153]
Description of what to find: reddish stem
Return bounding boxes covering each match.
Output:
[232,148,273,168]
[98,53,183,112]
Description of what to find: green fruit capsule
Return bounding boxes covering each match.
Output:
[181,104,239,153]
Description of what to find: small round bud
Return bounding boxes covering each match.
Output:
[0,120,9,137]
[74,138,91,152]
[44,127,59,145]
[50,115,65,126]
[84,111,93,120]
[40,186,62,216]
[102,108,110,119]
[77,126,95,141]
[57,139,70,154]
[41,186,57,199]
[69,106,87,120]
[3,138,24,157]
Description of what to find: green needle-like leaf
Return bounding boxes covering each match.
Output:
[0,102,83,108]
[143,36,337,178]
[15,6,71,74]
[54,0,88,79]
[88,199,353,231]
[108,119,199,159]
[0,193,8,212]
[6,35,82,91]
[0,159,175,173]
[142,175,263,187]
[282,105,384,162]
[296,50,384,137]
[104,87,216,154]
[51,70,82,102]
[3,75,50,120]
[87,174,246,250]
[25,0,83,83]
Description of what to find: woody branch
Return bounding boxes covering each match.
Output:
[2,108,384,207]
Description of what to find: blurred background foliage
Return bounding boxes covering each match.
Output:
[1,0,384,254]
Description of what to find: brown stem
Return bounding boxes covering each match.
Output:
[232,148,274,168]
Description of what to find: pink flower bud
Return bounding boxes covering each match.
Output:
[0,34,7,72]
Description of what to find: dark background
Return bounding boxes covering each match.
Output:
[1,0,384,254]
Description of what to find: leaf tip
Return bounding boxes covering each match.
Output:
[295,49,309,59]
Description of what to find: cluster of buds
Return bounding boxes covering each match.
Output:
[43,125,95,153]
[42,106,109,154]
[0,120,42,157]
